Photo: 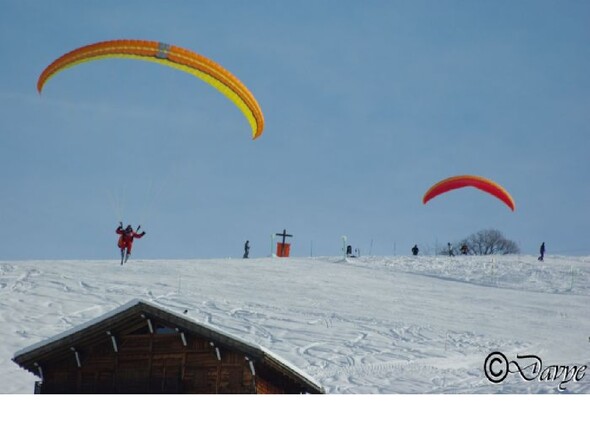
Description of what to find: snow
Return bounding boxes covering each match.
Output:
[2,254,588,395]
[1,254,588,440]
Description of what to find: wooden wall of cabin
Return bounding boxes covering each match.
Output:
[34,330,293,394]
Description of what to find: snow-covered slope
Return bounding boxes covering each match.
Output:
[1,255,588,393]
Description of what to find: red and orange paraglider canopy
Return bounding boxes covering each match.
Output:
[422,175,515,211]
[37,39,264,139]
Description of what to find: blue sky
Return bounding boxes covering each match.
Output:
[1,0,589,260]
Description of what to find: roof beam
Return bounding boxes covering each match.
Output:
[176,328,187,346]
[106,331,118,353]
[70,347,81,368]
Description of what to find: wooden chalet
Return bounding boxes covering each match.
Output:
[13,299,324,394]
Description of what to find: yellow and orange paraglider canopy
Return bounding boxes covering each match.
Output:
[422,175,515,211]
[37,39,264,139]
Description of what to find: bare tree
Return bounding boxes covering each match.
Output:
[459,229,520,255]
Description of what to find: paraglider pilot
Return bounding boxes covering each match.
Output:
[116,222,146,265]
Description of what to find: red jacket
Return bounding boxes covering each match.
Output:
[116,226,145,250]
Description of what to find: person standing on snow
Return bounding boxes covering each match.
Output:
[116,222,146,265]
[243,240,250,259]
[447,242,455,257]
[538,242,545,261]
[411,244,419,256]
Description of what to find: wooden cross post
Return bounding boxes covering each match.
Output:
[276,229,293,246]
[275,229,293,257]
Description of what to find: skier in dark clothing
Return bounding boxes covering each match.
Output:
[346,245,353,257]
[460,244,469,255]
[116,222,146,265]
[411,244,419,256]
[538,242,545,261]
[243,240,250,259]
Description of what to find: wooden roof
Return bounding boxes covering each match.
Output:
[13,299,324,394]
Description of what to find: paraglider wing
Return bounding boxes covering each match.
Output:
[422,175,515,211]
[37,39,264,139]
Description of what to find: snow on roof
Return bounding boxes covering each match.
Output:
[13,298,142,358]
[13,297,322,390]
